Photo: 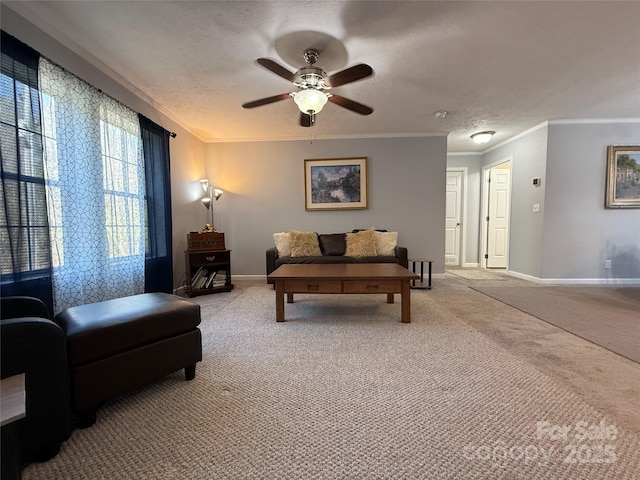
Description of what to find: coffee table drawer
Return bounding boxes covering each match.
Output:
[343,280,401,293]
[285,280,342,293]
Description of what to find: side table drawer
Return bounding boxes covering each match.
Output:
[189,251,229,266]
[343,280,401,293]
[285,280,342,293]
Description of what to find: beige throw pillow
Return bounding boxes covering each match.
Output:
[273,232,292,257]
[375,231,398,256]
[289,231,322,257]
[345,228,377,257]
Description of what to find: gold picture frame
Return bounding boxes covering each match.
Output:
[304,157,368,211]
[605,146,640,208]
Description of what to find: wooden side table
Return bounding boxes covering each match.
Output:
[1,374,26,427]
[408,258,433,290]
[184,249,234,296]
[1,373,26,480]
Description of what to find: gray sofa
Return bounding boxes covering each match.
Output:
[266,231,408,285]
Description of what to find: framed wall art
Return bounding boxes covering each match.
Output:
[304,157,368,211]
[605,145,640,208]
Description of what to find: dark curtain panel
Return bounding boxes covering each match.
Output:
[139,115,173,293]
[0,31,53,314]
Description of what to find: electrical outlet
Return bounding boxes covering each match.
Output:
[604,259,612,269]
[533,203,541,213]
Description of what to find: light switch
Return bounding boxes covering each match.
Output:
[533,204,541,213]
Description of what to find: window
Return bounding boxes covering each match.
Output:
[0,47,51,279]
[1,31,173,310]
[101,116,144,259]
[39,57,145,311]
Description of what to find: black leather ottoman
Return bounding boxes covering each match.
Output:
[55,293,202,427]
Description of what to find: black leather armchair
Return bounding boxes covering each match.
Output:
[1,296,72,466]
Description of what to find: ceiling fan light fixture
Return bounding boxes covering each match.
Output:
[471,131,495,144]
[244,49,373,122]
[293,89,328,114]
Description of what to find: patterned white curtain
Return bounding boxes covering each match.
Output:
[39,58,145,313]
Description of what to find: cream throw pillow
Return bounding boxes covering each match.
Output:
[289,231,322,257]
[273,232,291,257]
[375,231,398,256]
[345,228,377,257]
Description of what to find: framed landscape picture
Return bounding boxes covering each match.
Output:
[605,145,640,208]
[304,157,368,211]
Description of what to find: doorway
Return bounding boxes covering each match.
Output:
[481,158,512,269]
[445,168,467,266]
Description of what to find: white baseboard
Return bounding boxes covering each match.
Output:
[507,270,640,285]
[506,271,542,282]
[233,275,268,281]
[462,262,479,268]
[202,272,640,286]
[540,278,640,285]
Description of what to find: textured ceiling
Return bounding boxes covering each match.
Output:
[5,1,640,152]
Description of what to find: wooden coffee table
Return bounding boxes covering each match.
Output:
[267,264,420,323]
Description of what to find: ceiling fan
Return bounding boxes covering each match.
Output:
[242,48,374,127]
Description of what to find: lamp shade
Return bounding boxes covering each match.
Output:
[293,89,328,114]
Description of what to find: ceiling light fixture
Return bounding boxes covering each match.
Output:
[471,131,495,144]
[434,110,448,118]
[293,89,329,115]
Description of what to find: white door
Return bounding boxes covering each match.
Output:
[486,166,511,268]
[445,170,463,266]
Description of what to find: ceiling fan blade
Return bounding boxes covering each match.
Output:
[327,64,373,88]
[256,58,296,82]
[328,95,373,115]
[242,93,291,109]
[299,112,313,127]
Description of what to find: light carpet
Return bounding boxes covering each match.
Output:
[23,287,639,479]
[447,268,508,280]
[472,286,640,364]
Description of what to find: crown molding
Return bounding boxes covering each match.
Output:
[481,118,640,155]
[447,152,483,157]
[202,132,449,143]
[481,121,549,154]
[3,2,207,143]
[549,118,640,125]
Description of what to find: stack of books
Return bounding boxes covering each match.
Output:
[191,268,227,290]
